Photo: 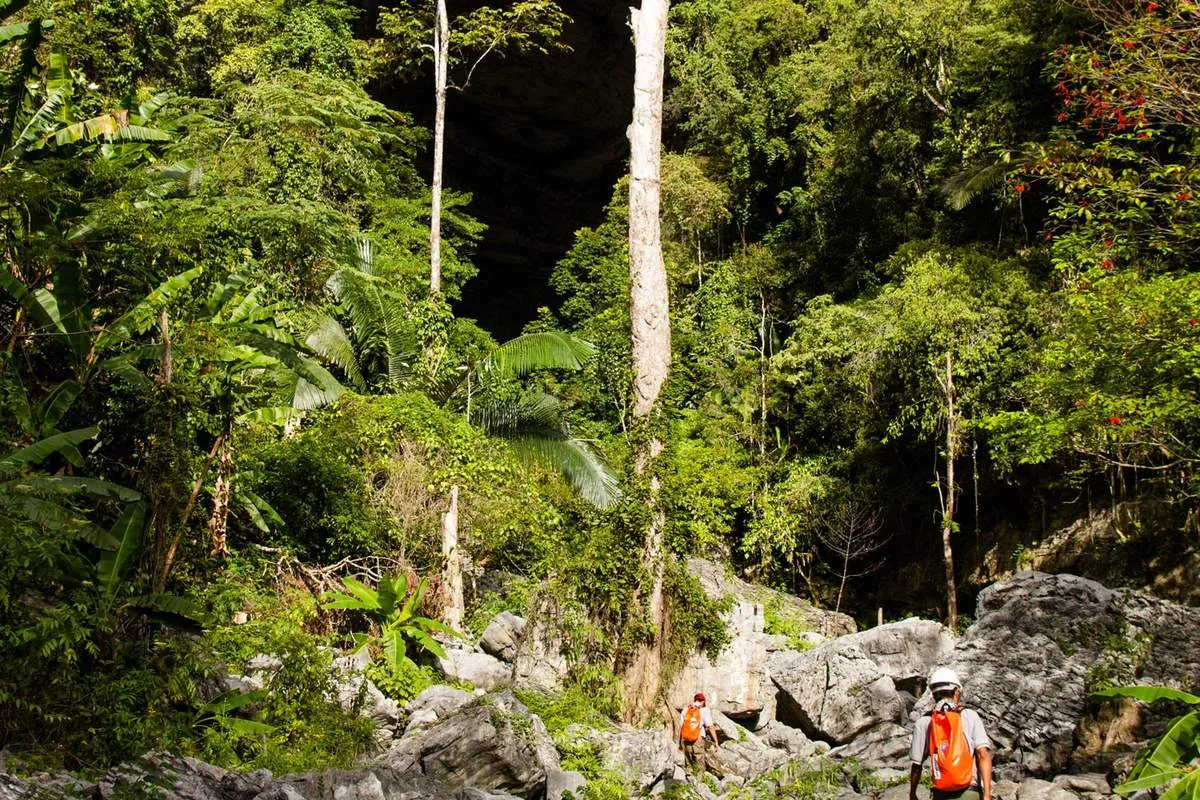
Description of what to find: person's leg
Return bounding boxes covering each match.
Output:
[683,741,698,772]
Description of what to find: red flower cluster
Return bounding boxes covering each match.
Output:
[1176,192,1193,201]
[1101,258,1115,270]
[1147,1,1159,10]
[1109,416,1122,425]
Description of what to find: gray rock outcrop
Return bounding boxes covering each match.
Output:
[380,690,560,797]
[770,643,904,744]
[936,571,1200,777]
[667,558,856,726]
[437,648,512,692]
[480,612,526,663]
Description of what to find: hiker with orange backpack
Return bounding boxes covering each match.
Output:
[909,668,993,800]
[677,692,724,778]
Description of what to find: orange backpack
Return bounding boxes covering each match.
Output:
[681,705,703,743]
[928,705,974,792]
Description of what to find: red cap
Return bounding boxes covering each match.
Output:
[694,692,706,702]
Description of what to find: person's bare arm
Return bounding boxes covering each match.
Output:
[909,764,922,800]
[976,747,993,800]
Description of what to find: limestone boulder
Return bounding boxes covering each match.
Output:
[330,650,403,733]
[714,736,791,780]
[437,649,512,692]
[770,643,904,744]
[568,727,678,791]
[403,685,473,734]
[511,598,572,690]
[836,618,955,693]
[935,571,1200,777]
[380,690,560,797]
[667,558,856,726]
[480,612,526,663]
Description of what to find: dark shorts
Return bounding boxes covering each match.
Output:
[933,788,981,800]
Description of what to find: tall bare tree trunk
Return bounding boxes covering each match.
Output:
[208,430,234,556]
[429,0,449,294]
[441,484,464,630]
[936,351,959,629]
[622,0,671,725]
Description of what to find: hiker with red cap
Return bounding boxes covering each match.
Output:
[678,692,723,777]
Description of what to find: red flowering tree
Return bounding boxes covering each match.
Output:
[1024,0,1199,278]
[987,0,1200,511]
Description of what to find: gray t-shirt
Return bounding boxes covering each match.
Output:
[910,707,992,788]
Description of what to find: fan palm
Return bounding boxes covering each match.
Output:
[308,237,618,507]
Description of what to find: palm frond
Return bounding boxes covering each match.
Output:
[95,266,203,351]
[940,149,1034,211]
[506,435,620,508]
[480,331,596,378]
[478,393,620,508]
[306,313,365,390]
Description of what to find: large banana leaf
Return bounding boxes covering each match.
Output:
[9,86,67,157]
[1159,771,1200,800]
[1092,687,1200,706]
[126,593,210,633]
[95,266,203,351]
[37,379,82,432]
[97,502,147,600]
[306,313,366,390]
[9,475,141,503]
[0,426,97,473]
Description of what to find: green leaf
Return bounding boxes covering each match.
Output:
[97,502,147,599]
[0,427,98,473]
[1157,771,1200,800]
[480,331,596,378]
[216,717,275,737]
[202,689,267,715]
[126,593,210,633]
[1123,711,1200,790]
[1092,687,1200,706]
[14,475,141,503]
[37,379,82,433]
[95,267,203,352]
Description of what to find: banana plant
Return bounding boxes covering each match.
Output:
[321,572,456,673]
[1091,686,1200,800]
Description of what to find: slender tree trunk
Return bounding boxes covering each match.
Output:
[208,429,234,556]
[622,0,671,725]
[441,484,464,631]
[156,310,171,386]
[937,351,959,629]
[429,0,449,294]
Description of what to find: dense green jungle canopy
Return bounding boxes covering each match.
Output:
[1,0,1197,774]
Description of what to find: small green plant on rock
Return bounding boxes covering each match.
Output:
[322,571,456,673]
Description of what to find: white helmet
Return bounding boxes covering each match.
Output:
[928,667,962,691]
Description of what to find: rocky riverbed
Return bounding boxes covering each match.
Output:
[4,569,1198,800]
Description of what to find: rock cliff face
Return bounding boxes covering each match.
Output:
[943,571,1200,777]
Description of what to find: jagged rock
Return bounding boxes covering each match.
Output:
[380,690,560,797]
[330,650,403,732]
[934,572,1200,777]
[569,727,678,791]
[1017,777,1080,800]
[438,649,512,692]
[480,612,526,663]
[828,723,911,769]
[511,597,572,690]
[404,685,474,733]
[714,737,791,780]
[546,769,587,800]
[458,789,523,800]
[1052,773,1111,797]
[2,753,458,800]
[667,559,855,727]
[770,643,904,744]
[836,619,955,693]
[759,721,821,758]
